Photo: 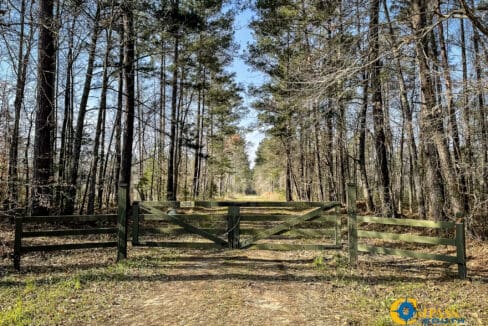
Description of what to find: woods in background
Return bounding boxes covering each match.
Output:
[0,0,250,216]
[250,0,488,236]
[0,0,487,237]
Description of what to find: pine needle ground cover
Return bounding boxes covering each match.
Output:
[1,220,487,325]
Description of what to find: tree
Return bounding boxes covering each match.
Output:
[32,0,57,215]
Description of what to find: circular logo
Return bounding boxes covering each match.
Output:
[390,298,418,325]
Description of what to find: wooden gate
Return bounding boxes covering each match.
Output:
[132,201,342,251]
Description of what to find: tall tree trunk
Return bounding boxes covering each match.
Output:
[120,1,135,197]
[65,2,102,214]
[383,0,425,218]
[58,17,75,209]
[358,71,375,212]
[437,0,468,211]
[158,45,166,201]
[8,0,32,211]
[113,29,124,204]
[166,0,180,201]
[472,20,488,205]
[87,26,113,214]
[369,0,393,216]
[411,0,465,220]
[459,16,473,206]
[32,0,57,215]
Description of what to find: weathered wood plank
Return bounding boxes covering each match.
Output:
[227,206,240,248]
[22,228,118,237]
[357,216,455,229]
[141,226,336,238]
[117,185,128,260]
[142,213,226,222]
[135,241,219,249]
[248,243,342,251]
[22,242,118,253]
[456,221,467,279]
[347,183,358,266]
[194,201,341,209]
[239,207,323,248]
[357,230,456,246]
[20,214,118,223]
[141,205,227,247]
[13,218,22,270]
[357,244,458,263]
[132,202,140,245]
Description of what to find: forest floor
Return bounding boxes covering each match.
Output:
[1,217,488,325]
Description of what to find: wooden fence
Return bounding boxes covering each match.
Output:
[130,200,343,252]
[13,214,118,270]
[346,184,467,279]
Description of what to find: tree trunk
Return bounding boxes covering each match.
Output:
[358,71,375,212]
[120,1,135,197]
[87,26,113,214]
[65,2,102,214]
[8,0,32,211]
[32,0,57,215]
[166,0,180,201]
[411,0,465,220]
[369,0,392,216]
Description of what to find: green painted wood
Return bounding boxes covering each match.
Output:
[356,216,455,229]
[335,206,340,246]
[357,244,458,263]
[357,230,456,246]
[248,243,342,251]
[22,242,118,253]
[455,221,467,279]
[20,214,118,223]
[240,207,323,248]
[132,202,140,245]
[13,218,22,270]
[22,228,118,237]
[117,185,128,261]
[135,241,218,249]
[239,214,337,222]
[141,226,336,238]
[347,183,358,266]
[193,201,341,209]
[141,205,227,247]
[227,206,240,248]
[142,213,226,222]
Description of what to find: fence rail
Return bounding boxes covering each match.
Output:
[13,214,118,270]
[346,184,467,279]
[131,201,342,251]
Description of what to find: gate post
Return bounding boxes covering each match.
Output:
[13,217,22,270]
[117,184,128,261]
[455,219,467,279]
[347,183,358,267]
[228,206,240,249]
[132,201,140,246]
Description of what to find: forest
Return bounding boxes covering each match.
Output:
[0,0,487,237]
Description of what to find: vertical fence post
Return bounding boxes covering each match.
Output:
[131,201,140,246]
[228,206,240,249]
[117,184,128,261]
[347,183,357,267]
[13,217,22,270]
[455,219,467,279]
[335,205,340,246]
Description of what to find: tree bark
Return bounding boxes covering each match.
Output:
[32,0,57,215]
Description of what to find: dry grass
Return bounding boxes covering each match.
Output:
[1,218,487,325]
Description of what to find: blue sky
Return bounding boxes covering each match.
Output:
[228,8,266,167]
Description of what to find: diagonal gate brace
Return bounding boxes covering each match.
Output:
[141,204,228,247]
[240,207,324,249]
